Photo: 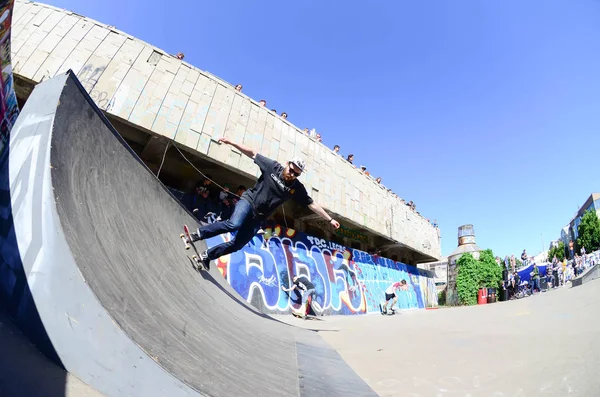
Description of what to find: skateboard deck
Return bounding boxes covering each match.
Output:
[379,303,395,315]
[180,224,207,271]
[291,312,323,321]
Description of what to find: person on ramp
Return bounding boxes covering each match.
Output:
[281,275,319,317]
[380,280,408,315]
[187,137,341,269]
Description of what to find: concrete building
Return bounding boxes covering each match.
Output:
[9,0,440,265]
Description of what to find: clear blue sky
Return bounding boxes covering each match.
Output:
[44,0,600,258]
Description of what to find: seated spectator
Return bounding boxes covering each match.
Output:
[281,112,288,119]
[235,84,243,92]
[360,165,367,173]
[194,175,216,201]
[375,176,382,184]
[233,185,247,205]
[347,154,354,164]
[315,133,322,142]
[192,187,217,222]
[333,145,341,155]
[218,194,234,221]
[259,99,266,107]
[176,52,185,60]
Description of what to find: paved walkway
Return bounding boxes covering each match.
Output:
[280,279,600,397]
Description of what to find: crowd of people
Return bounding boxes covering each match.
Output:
[208,80,438,229]
[501,247,599,299]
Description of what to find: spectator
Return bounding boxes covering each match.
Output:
[347,154,354,164]
[375,176,382,184]
[569,240,574,259]
[193,187,217,221]
[219,195,234,221]
[529,263,540,294]
[303,128,309,135]
[233,185,247,205]
[219,183,231,201]
[360,165,367,174]
[194,175,216,200]
[521,249,528,268]
[315,133,322,142]
[333,145,341,155]
[281,112,288,119]
[271,109,277,113]
[259,99,266,107]
[235,84,243,92]
[176,52,185,60]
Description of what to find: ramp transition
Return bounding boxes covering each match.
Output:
[0,71,377,397]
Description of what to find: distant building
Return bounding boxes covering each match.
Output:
[560,193,600,249]
[417,256,448,291]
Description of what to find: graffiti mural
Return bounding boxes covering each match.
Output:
[0,0,19,154]
[206,224,438,315]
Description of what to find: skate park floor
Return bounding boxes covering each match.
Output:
[3,278,598,396]
[277,278,600,397]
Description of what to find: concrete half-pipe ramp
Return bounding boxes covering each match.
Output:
[0,71,376,397]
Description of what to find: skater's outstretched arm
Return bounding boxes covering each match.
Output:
[218,137,256,159]
[281,284,297,292]
[307,202,340,229]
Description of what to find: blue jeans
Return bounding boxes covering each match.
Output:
[199,199,260,260]
[531,278,540,292]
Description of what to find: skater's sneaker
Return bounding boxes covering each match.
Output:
[292,310,305,318]
[199,250,211,270]
[189,229,203,243]
[256,228,266,235]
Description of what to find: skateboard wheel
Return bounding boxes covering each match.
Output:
[192,255,197,260]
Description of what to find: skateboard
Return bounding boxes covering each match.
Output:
[379,303,395,315]
[291,295,324,320]
[291,311,323,321]
[180,224,208,271]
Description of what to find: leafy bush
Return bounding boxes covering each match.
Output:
[456,253,479,305]
[456,250,503,306]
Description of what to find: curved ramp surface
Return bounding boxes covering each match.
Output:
[3,71,377,397]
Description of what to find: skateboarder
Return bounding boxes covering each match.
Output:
[380,280,408,315]
[187,137,341,269]
[281,275,318,317]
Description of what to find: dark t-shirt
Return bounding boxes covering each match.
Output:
[294,276,315,291]
[242,154,313,218]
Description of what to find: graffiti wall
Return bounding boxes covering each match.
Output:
[205,224,438,315]
[0,0,18,154]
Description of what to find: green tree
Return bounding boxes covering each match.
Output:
[456,253,479,305]
[548,241,565,262]
[478,249,503,289]
[577,209,600,253]
[456,250,503,306]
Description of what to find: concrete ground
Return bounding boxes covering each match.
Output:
[3,279,597,396]
[281,279,600,397]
